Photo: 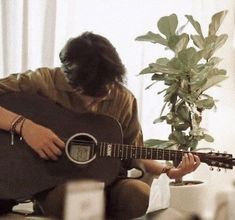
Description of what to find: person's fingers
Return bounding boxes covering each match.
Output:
[43,146,59,160]
[48,142,62,156]
[53,136,65,149]
[193,155,201,170]
[183,153,189,167]
[188,153,195,164]
[38,149,49,160]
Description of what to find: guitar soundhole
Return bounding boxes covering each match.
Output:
[65,133,97,164]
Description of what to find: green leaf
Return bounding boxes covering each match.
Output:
[195,97,215,109]
[201,69,227,92]
[190,71,208,91]
[214,34,228,50]
[174,122,190,131]
[159,102,168,117]
[139,66,156,75]
[164,83,179,102]
[168,131,186,144]
[191,35,204,49]
[174,33,189,53]
[176,103,190,121]
[168,34,189,53]
[185,15,203,38]
[145,81,157,90]
[156,58,170,65]
[209,10,228,36]
[149,63,180,74]
[188,139,198,151]
[203,34,228,59]
[144,139,175,148]
[204,134,214,142]
[135,31,168,46]
[167,57,184,70]
[207,57,222,67]
[157,14,178,39]
[151,73,165,81]
[153,116,166,124]
[178,47,202,69]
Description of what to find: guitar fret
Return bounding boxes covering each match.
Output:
[159,149,162,160]
[170,151,174,161]
[99,143,102,156]
[117,144,120,158]
[112,144,115,157]
[121,145,124,159]
[150,148,153,159]
[104,143,106,157]
[133,146,137,159]
[103,143,106,157]
[147,148,151,159]
[138,147,140,159]
[125,145,128,159]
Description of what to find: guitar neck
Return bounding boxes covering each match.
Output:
[98,142,207,163]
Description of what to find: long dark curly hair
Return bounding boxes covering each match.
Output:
[59,32,126,97]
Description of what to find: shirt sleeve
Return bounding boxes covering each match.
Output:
[0,68,54,95]
[122,97,144,147]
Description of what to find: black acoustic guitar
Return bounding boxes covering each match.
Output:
[0,92,234,200]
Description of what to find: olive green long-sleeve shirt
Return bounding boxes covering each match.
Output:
[0,67,143,147]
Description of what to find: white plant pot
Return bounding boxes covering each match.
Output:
[169,180,208,216]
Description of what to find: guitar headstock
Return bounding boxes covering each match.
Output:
[203,151,234,170]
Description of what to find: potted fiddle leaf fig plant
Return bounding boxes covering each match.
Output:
[135,10,229,216]
[136,10,228,166]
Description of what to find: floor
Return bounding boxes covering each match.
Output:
[0,202,196,220]
[0,203,55,220]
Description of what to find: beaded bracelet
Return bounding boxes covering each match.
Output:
[19,118,26,140]
[10,115,25,145]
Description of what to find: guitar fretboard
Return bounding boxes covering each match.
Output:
[98,142,206,162]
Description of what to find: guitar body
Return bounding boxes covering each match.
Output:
[0,92,123,200]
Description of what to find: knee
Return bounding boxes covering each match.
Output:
[114,179,150,219]
[125,180,150,217]
[35,184,66,219]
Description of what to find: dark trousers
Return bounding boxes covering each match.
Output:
[0,199,18,215]
[35,178,150,220]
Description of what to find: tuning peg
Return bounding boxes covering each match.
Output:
[217,167,221,172]
[210,166,214,171]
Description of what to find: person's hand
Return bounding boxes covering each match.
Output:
[168,153,201,179]
[21,119,65,160]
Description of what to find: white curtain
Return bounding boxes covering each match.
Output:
[1,0,235,182]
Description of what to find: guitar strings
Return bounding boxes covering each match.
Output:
[61,138,233,164]
[61,138,233,167]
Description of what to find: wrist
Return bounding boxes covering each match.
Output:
[167,167,187,179]
[15,117,27,134]
[18,119,33,137]
[161,165,174,178]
